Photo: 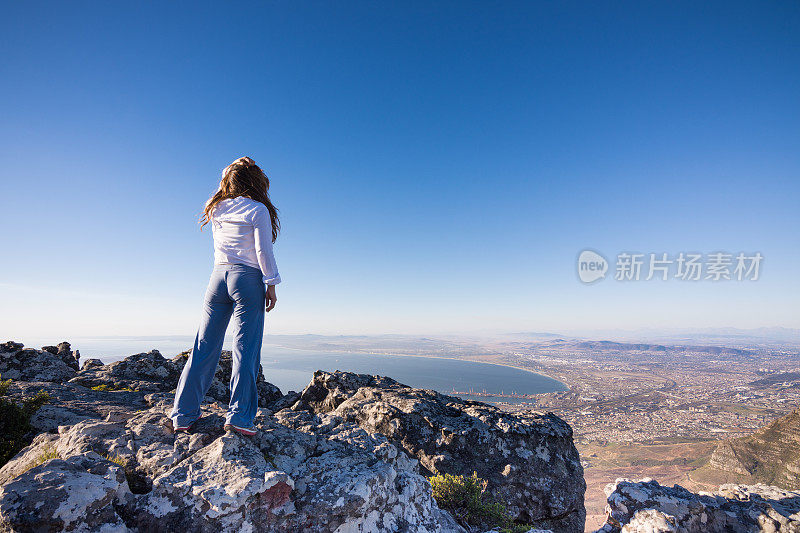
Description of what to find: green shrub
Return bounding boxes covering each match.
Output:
[0,375,50,467]
[91,383,135,392]
[428,472,532,533]
[103,453,127,467]
[20,446,60,474]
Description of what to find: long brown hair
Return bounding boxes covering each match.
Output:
[200,156,280,242]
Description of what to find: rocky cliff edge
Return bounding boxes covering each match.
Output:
[0,341,585,533]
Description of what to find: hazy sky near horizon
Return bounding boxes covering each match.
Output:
[1,2,799,338]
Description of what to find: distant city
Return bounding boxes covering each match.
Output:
[257,329,800,528]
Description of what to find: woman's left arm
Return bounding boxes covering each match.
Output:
[252,205,282,291]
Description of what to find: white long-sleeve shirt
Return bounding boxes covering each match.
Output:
[210,196,281,285]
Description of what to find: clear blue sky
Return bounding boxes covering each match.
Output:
[1,2,798,338]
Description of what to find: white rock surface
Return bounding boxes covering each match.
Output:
[594,478,800,533]
[0,399,465,532]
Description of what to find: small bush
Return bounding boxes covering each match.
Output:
[0,375,50,467]
[91,383,135,392]
[20,446,60,474]
[429,472,532,533]
[103,453,128,467]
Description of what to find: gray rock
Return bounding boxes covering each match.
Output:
[0,401,463,532]
[4,380,148,435]
[41,341,81,371]
[82,358,105,370]
[0,454,130,532]
[270,390,301,411]
[275,407,421,473]
[288,370,586,533]
[69,350,181,392]
[595,478,800,532]
[0,342,23,353]
[69,349,283,408]
[0,341,78,383]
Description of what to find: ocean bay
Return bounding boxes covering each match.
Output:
[18,336,566,405]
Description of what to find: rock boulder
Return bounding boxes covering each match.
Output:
[595,478,800,532]
[0,454,129,532]
[69,350,182,392]
[0,341,79,383]
[288,370,586,533]
[0,399,463,532]
[69,349,283,408]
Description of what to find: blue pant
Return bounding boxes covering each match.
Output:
[171,264,265,428]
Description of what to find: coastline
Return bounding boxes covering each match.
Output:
[261,343,571,392]
[17,336,570,396]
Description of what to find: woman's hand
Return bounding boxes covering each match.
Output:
[265,284,278,312]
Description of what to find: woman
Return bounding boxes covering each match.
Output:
[170,156,280,436]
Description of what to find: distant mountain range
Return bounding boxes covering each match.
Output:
[569,340,755,357]
[508,327,800,348]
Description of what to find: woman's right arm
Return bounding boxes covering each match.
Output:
[265,284,277,313]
